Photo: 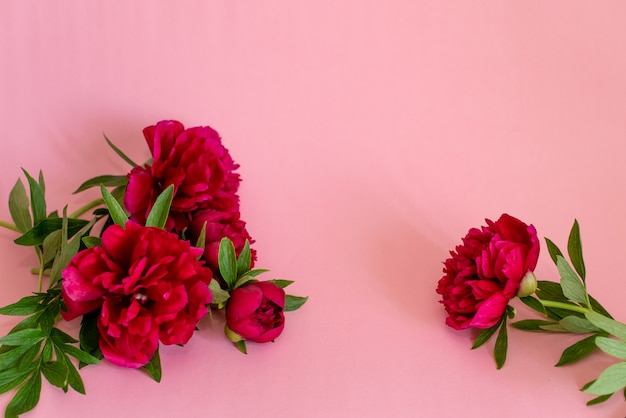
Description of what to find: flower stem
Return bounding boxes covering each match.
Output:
[0,219,20,233]
[540,300,590,315]
[36,248,44,293]
[70,198,104,219]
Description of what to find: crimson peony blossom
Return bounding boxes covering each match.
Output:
[436,214,539,330]
[61,222,213,368]
[225,282,285,343]
[125,120,241,232]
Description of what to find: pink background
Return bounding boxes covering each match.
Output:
[2,2,626,417]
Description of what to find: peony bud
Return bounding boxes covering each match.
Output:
[517,271,538,298]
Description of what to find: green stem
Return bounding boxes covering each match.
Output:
[540,300,591,315]
[70,198,104,219]
[35,248,44,293]
[0,219,20,232]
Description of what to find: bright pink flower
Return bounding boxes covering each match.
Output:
[225,282,285,343]
[436,214,539,330]
[61,222,213,367]
[125,120,240,232]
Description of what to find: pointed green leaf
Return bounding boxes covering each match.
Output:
[208,280,230,306]
[5,371,41,418]
[62,353,86,394]
[61,344,100,365]
[73,174,128,194]
[555,335,597,366]
[586,312,626,341]
[245,269,270,278]
[0,346,33,374]
[586,394,613,406]
[589,294,613,319]
[100,184,128,227]
[195,221,207,259]
[50,328,78,345]
[8,178,32,233]
[104,134,139,167]
[0,367,31,395]
[41,360,69,389]
[557,256,587,305]
[539,324,569,332]
[559,316,601,334]
[0,295,44,316]
[494,320,508,369]
[510,319,558,332]
[235,340,247,354]
[567,219,586,282]
[545,237,563,265]
[0,329,45,346]
[145,184,174,229]
[270,280,295,289]
[535,281,569,303]
[236,240,252,278]
[583,362,626,395]
[78,311,103,367]
[233,275,257,289]
[42,229,62,265]
[142,348,162,382]
[471,320,502,349]
[82,236,102,248]
[596,337,626,360]
[284,295,308,312]
[519,296,546,316]
[14,218,89,246]
[218,237,237,289]
[21,169,46,226]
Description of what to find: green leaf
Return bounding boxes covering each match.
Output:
[589,294,613,319]
[62,353,85,394]
[100,184,128,227]
[5,371,42,418]
[555,335,597,366]
[586,393,613,406]
[233,275,257,289]
[284,295,308,312]
[596,337,626,360]
[236,240,252,278]
[0,329,45,346]
[104,134,139,167]
[195,221,207,259]
[14,218,89,246]
[471,320,502,349]
[559,316,601,334]
[208,280,230,306]
[145,184,174,229]
[61,344,100,365]
[535,281,569,303]
[583,362,626,395]
[21,169,46,226]
[545,237,563,265]
[0,296,44,316]
[539,324,569,332]
[41,360,69,389]
[38,171,45,196]
[556,256,587,305]
[586,312,626,341]
[82,236,102,248]
[0,346,33,373]
[519,296,546,316]
[42,229,62,265]
[269,280,295,289]
[49,228,83,288]
[50,328,78,345]
[218,237,237,289]
[494,320,508,369]
[510,319,558,332]
[78,311,103,366]
[567,219,586,282]
[142,348,162,382]
[8,178,32,233]
[245,269,270,278]
[73,174,128,194]
[0,367,31,395]
[235,340,247,354]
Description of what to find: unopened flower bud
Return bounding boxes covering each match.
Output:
[517,271,538,297]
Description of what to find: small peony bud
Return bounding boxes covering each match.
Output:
[517,271,538,297]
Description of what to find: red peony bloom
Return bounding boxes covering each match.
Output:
[61,222,213,368]
[436,214,539,330]
[189,209,256,276]
[125,120,241,232]
[225,282,285,343]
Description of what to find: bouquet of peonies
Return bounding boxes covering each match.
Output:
[0,120,307,417]
[437,214,626,406]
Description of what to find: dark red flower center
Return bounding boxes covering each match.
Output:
[255,299,283,329]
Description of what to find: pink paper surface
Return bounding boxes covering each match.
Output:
[2,2,626,417]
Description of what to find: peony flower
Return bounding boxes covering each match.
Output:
[61,221,213,368]
[225,282,285,343]
[125,120,241,232]
[436,214,539,330]
[188,208,256,276]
